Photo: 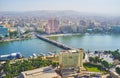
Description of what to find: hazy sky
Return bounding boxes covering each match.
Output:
[0,0,120,16]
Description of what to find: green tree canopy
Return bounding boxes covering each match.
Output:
[116,67,120,74]
[101,60,110,68]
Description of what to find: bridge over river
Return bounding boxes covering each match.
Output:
[36,34,74,50]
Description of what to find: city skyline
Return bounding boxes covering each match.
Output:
[0,0,120,16]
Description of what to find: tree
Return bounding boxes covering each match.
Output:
[89,56,102,64]
[101,60,110,68]
[111,50,120,61]
[5,73,13,78]
[5,60,10,72]
[52,62,59,67]
[0,36,3,40]
[2,56,54,77]
[5,35,9,38]
[116,67,120,74]
[89,57,94,63]
[94,56,100,63]
[9,31,18,38]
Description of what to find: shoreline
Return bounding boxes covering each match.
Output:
[0,33,117,42]
[0,38,31,43]
[42,33,82,37]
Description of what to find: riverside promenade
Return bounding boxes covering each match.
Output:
[36,34,74,50]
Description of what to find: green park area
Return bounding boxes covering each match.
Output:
[0,56,58,78]
[85,66,101,72]
[83,63,106,73]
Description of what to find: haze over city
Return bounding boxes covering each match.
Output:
[0,0,120,16]
[1,0,120,78]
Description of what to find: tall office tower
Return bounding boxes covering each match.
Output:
[17,26,21,38]
[45,19,60,34]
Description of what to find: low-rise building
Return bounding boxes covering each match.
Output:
[19,66,61,78]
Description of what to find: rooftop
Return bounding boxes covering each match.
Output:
[19,66,61,78]
[60,48,83,54]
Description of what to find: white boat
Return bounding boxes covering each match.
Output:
[0,52,23,61]
[48,52,54,55]
[40,53,46,56]
[32,53,37,57]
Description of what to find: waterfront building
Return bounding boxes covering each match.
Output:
[58,48,84,77]
[60,25,73,33]
[59,48,84,69]
[45,19,60,34]
[0,25,9,37]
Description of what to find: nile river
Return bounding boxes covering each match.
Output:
[0,34,120,57]
[0,38,63,57]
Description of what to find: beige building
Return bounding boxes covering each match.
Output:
[59,48,84,69]
[19,66,61,78]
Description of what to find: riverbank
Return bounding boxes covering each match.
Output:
[42,33,82,37]
[0,38,31,43]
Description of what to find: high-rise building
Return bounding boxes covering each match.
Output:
[45,19,60,34]
[17,26,21,38]
[59,48,84,69]
[58,49,84,77]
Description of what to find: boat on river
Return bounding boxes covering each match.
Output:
[0,52,23,61]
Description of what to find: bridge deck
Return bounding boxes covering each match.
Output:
[36,34,74,50]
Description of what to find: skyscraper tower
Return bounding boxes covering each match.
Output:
[45,18,60,34]
[17,26,21,38]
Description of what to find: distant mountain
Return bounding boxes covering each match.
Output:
[0,10,101,17]
[0,10,119,18]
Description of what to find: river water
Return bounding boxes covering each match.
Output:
[0,38,63,57]
[49,34,120,51]
[0,34,120,57]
